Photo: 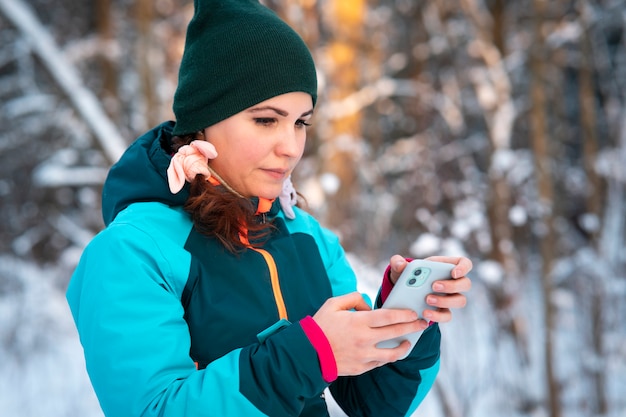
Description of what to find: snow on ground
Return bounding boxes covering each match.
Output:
[0,255,102,417]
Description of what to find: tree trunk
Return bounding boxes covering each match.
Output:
[96,0,118,120]
[135,0,157,128]
[489,0,505,54]
[579,13,608,415]
[319,0,366,247]
[460,0,521,317]
[529,1,560,416]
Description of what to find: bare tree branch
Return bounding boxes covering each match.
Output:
[0,0,127,164]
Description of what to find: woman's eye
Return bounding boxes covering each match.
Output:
[296,119,312,128]
[255,118,276,126]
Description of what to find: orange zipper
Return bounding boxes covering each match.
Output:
[251,247,288,320]
[238,196,288,320]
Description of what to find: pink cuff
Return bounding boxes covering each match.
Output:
[300,316,337,383]
[380,264,394,304]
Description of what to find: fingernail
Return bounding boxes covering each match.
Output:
[433,283,444,291]
[394,260,405,269]
[451,268,459,278]
[427,295,437,305]
[423,311,433,320]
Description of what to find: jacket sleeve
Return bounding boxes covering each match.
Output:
[66,221,328,417]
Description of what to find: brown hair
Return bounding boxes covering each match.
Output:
[169,133,273,253]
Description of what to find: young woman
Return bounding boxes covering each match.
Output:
[67,1,472,416]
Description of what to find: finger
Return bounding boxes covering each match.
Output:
[422,307,453,323]
[368,350,406,367]
[330,291,372,312]
[372,338,414,365]
[432,276,472,294]
[425,256,473,278]
[426,293,467,310]
[388,255,408,284]
[366,308,422,328]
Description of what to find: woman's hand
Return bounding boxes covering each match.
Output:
[388,255,472,323]
[312,292,428,376]
[312,256,471,376]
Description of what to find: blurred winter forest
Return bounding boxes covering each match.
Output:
[1,0,625,416]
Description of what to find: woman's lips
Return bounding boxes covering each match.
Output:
[262,168,288,180]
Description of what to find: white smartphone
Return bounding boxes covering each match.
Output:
[376,259,453,357]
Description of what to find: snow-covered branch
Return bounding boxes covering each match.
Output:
[318,77,435,120]
[0,0,127,164]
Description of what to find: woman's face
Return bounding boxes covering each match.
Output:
[203,92,313,199]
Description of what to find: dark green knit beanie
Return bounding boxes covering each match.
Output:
[172,0,318,136]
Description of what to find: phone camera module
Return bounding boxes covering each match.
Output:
[406,266,430,287]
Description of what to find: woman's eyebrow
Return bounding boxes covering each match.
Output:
[249,106,288,116]
[249,106,314,118]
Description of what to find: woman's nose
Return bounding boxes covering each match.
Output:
[276,128,303,157]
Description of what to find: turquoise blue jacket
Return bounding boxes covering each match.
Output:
[66,121,441,417]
